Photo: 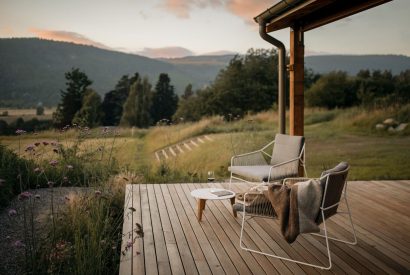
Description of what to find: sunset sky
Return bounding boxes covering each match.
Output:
[0,0,409,58]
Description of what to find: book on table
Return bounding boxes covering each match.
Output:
[211,190,233,197]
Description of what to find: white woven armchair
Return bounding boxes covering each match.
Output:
[228,134,307,185]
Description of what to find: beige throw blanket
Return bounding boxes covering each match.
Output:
[264,180,323,243]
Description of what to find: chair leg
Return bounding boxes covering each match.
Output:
[312,195,357,245]
[239,208,333,270]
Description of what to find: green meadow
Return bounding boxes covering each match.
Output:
[2,105,409,181]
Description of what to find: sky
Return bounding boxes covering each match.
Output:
[0,0,409,58]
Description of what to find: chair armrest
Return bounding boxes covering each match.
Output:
[283,177,312,186]
[231,150,268,166]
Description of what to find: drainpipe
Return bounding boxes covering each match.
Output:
[259,22,286,134]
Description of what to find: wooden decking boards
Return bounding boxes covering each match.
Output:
[120,181,410,274]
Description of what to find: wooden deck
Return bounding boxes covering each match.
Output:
[120,181,410,274]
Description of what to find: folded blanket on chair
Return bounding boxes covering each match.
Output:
[264,179,322,243]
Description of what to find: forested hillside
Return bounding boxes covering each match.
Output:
[0,38,230,107]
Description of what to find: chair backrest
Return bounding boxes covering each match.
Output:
[316,162,349,223]
[270,134,305,168]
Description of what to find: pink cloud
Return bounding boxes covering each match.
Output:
[136,46,194,58]
[161,0,223,19]
[226,0,272,25]
[161,0,271,24]
[29,28,109,49]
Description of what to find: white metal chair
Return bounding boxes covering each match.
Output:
[228,134,307,188]
[237,162,357,270]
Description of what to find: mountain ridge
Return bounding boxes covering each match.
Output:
[0,38,409,107]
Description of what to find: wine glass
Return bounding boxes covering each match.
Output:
[207,171,215,182]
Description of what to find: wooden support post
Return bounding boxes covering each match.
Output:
[289,25,304,137]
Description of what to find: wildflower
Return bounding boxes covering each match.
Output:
[66,165,73,170]
[84,127,89,131]
[8,209,17,217]
[25,145,35,152]
[48,181,54,187]
[53,148,59,154]
[35,194,41,200]
[49,160,58,166]
[43,141,49,146]
[100,239,106,245]
[112,245,116,250]
[63,176,68,182]
[126,240,133,248]
[34,142,41,147]
[95,190,102,196]
[64,196,70,201]
[34,167,41,173]
[13,240,25,248]
[15,129,26,135]
[18,191,32,201]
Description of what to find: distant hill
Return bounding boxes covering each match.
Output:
[0,38,409,107]
[0,38,231,107]
[305,54,410,75]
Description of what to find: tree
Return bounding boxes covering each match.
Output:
[120,82,138,127]
[305,71,357,109]
[135,78,152,127]
[102,73,139,126]
[72,89,103,127]
[120,77,153,127]
[150,73,178,124]
[182,84,194,100]
[53,68,92,127]
[36,102,44,116]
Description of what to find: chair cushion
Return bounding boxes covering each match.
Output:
[271,134,304,166]
[319,161,349,188]
[229,163,299,182]
[316,162,349,223]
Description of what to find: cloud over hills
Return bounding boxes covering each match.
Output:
[29,29,109,49]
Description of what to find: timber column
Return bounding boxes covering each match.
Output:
[289,25,304,136]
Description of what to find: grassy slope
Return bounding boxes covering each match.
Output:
[1,106,409,180]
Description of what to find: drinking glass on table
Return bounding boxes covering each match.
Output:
[207,171,215,182]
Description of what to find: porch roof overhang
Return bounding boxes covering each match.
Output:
[254,0,392,32]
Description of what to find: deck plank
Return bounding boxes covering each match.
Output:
[120,181,410,275]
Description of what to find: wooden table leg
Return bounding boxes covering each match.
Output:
[197,199,206,221]
[230,197,237,218]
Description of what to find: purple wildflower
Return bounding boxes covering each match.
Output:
[126,240,133,248]
[49,160,58,166]
[53,148,59,154]
[43,141,49,146]
[25,145,35,152]
[8,209,17,217]
[34,142,41,147]
[18,191,32,201]
[64,196,70,201]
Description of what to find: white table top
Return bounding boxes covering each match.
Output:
[190,188,235,200]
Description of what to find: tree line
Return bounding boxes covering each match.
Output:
[53,69,178,128]
[43,49,410,129]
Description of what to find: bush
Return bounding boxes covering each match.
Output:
[305,71,357,109]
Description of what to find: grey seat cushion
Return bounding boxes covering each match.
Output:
[229,161,299,182]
